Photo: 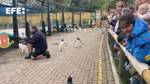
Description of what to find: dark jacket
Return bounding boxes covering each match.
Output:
[29,31,47,51]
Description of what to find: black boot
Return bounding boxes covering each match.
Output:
[43,51,51,59]
[25,52,33,59]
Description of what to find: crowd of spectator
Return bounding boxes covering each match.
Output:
[108,0,150,83]
[109,0,150,64]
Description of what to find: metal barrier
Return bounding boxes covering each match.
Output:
[108,29,150,84]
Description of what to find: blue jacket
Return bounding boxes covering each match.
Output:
[126,18,150,63]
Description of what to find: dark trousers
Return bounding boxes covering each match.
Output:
[32,49,46,58]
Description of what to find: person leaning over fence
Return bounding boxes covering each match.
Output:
[119,13,150,65]
[25,26,50,60]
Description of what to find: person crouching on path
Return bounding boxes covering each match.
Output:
[25,26,50,60]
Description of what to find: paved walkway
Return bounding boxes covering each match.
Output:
[0,28,114,84]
